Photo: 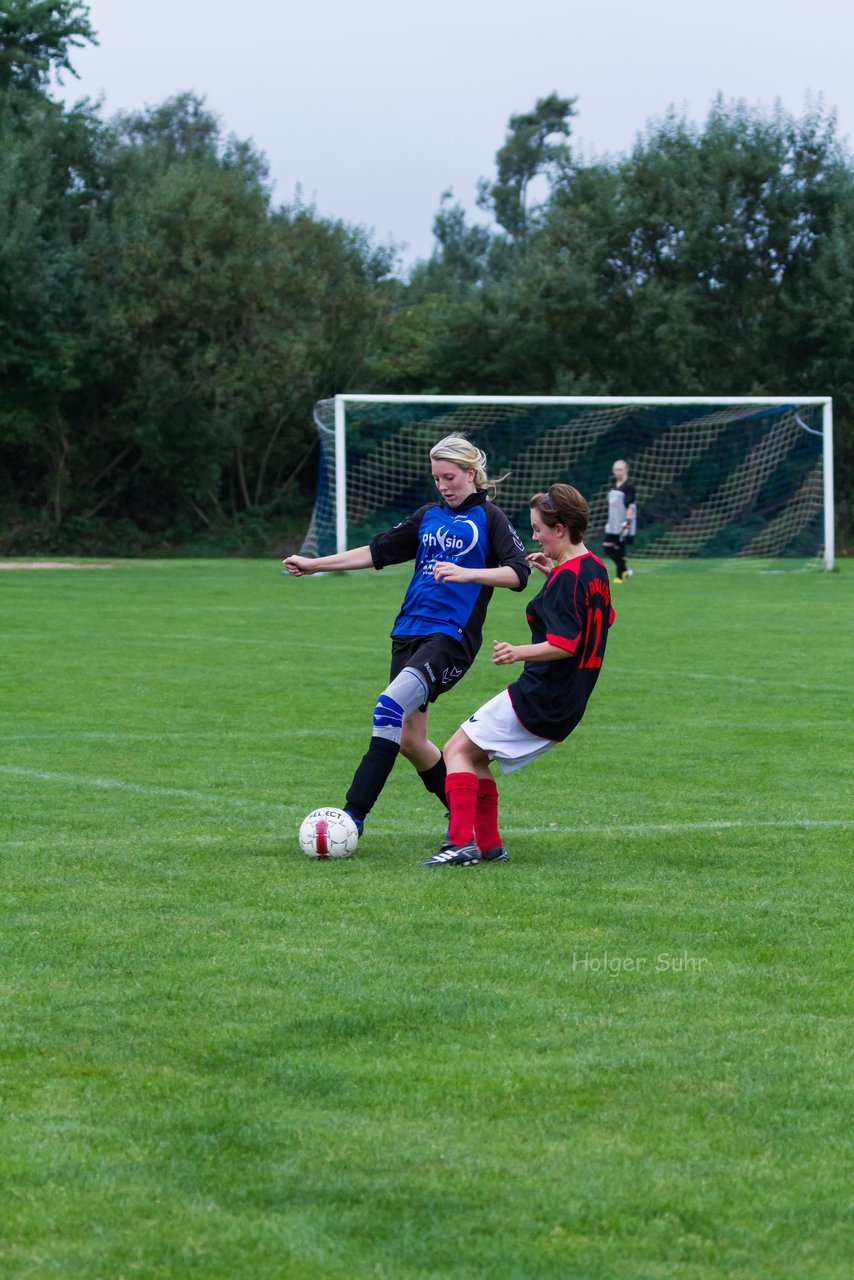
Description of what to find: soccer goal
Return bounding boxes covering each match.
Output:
[300,396,835,570]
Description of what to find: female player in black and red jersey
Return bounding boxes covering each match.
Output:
[422,482,614,866]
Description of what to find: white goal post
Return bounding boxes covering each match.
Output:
[301,395,835,570]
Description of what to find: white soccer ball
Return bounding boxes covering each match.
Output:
[299,807,359,859]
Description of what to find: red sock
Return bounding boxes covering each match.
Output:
[474,777,501,851]
[445,772,479,847]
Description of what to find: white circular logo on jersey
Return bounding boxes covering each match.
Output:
[436,520,479,558]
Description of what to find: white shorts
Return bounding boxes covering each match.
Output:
[460,689,556,774]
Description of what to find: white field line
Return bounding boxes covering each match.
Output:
[5,626,848,690]
[623,667,851,694]
[0,766,299,812]
[502,818,853,835]
[192,817,854,837]
[3,819,849,853]
[4,819,851,852]
[2,728,362,741]
[1,632,289,647]
[3,719,852,746]
[1,631,373,649]
[160,634,293,645]
[0,561,114,570]
[0,767,850,836]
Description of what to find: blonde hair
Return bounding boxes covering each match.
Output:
[429,434,508,495]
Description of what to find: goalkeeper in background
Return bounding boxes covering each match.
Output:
[283,436,530,842]
[602,458,637,582]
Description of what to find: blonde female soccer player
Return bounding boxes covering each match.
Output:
[422,482,614,866]
[283,436,530,839]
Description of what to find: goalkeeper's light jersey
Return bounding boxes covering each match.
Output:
[605,481,637,536]
[508,551,615,742]
[369,491,530,662]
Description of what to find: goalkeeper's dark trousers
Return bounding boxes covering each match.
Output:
[603,536,629,578]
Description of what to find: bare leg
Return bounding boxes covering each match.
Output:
[399,707,439,771]
[400,708,451,814]
[444,726,492,780]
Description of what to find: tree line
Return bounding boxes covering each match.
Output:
[1,2,851,554]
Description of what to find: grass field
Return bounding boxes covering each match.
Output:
[1,555,852,1279]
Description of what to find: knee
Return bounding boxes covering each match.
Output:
[443,728,474,772]
[372,691,404,739]
[398,719,423,762]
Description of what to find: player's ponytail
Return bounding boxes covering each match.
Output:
[430,435,509,496]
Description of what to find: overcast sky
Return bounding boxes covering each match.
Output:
[61,0,854,270]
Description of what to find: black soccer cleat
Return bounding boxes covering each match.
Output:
[420,842,482,867]
[480,845,509,862]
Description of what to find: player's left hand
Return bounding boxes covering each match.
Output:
[526,552,552,576]
[493,640,519,665]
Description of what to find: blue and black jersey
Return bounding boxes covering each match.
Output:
[369,491,529,663]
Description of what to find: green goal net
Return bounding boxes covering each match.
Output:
[301,396,833,568]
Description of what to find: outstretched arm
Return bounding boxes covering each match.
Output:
[432,562,522,588]
[283,545,374,576]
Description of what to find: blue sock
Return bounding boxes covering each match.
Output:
[344,808,364,837]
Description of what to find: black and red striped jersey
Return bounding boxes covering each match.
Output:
[507,551,615,742]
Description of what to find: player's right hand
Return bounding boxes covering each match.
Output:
[493,640,519,665]
[283,556,314,576]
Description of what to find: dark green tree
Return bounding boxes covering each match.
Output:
[576,99,854,397]
[0,2,102,530]
[0,0,95,93]
[477,92,576,241]
[75,96,395,533]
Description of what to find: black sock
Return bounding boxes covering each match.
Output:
[418,755,448,808]
[345,737,400,822]
[606,543,626,576]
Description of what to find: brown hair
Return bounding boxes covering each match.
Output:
[530,483,589,543]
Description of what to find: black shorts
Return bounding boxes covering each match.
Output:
[389,634,471,708]
[602,533,635,549]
